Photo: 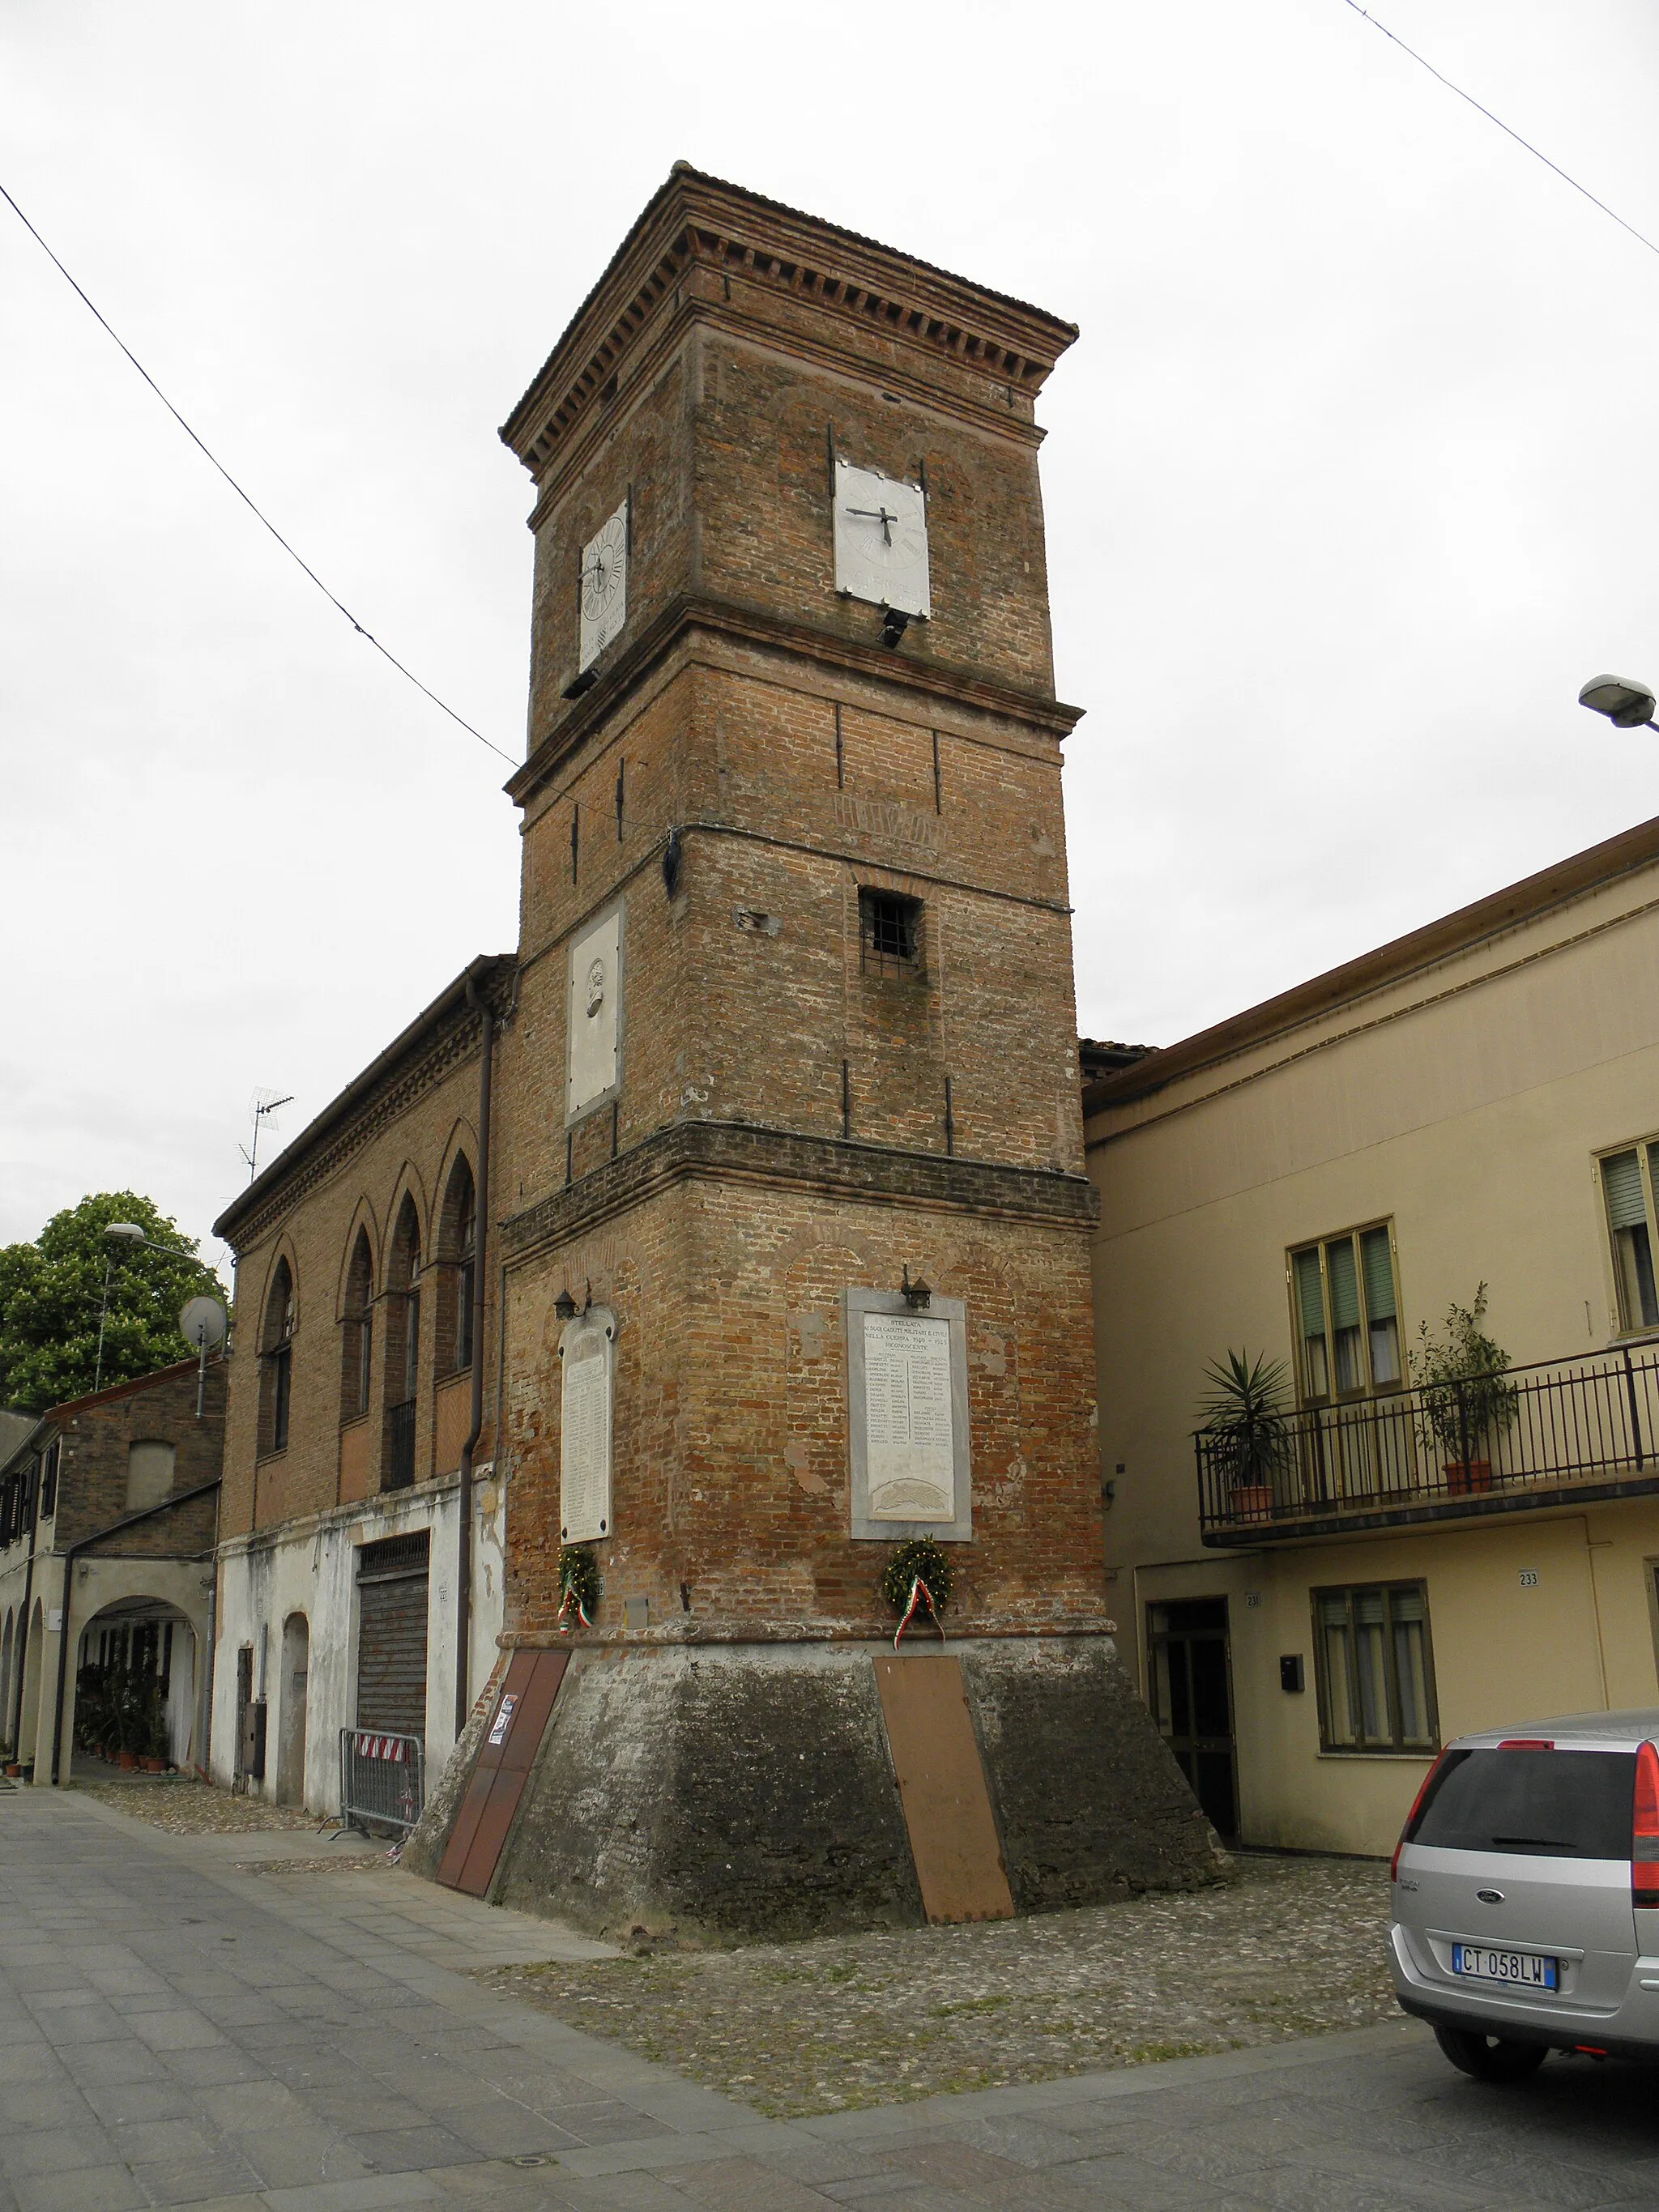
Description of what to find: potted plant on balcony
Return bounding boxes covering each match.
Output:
[1412,1285,1518,1494]
[1199,1350,1293,1522]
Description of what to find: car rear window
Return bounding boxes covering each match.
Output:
[1410,1748,1636,1858]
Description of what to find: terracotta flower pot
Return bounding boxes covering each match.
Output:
[3,1763,19,1779]
[140,1757,165,1773]
[1444,1459,1493,1496]
[118,1750,139,1771]
[1230,1482,1275,1523]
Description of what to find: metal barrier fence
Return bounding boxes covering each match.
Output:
[339,1728,424,1836]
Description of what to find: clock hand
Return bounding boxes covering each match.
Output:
[845,505,900,545]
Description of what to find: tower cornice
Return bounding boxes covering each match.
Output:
[499,164,1078,488]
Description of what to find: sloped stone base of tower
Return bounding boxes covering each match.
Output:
[407,1633,1222,1941]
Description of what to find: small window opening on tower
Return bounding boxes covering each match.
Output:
[859,889,923,978]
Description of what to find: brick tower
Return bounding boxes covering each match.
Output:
[409,168,1217,1933]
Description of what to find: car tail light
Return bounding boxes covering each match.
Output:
[1499,1738,1555,1750]
[1392,1750,1451,1882]
[1634,1741,1659,1911]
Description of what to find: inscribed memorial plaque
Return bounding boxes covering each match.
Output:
[559,1308,614,1542]
[566,905,623,1121]
[864,1311,955,1522]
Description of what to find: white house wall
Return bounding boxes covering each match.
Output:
[212,1468,505,1815]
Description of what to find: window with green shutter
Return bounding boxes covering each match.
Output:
[1288,1221,1403,1403]
[1313,1581,1438,1753]
[1601,1145,1659,1332]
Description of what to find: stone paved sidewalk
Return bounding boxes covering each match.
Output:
[480,1855,1392,2116]
[2,1788,1657,2211]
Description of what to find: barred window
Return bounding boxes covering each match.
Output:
[859,889,923,977]
[1314,1581,1438,1754]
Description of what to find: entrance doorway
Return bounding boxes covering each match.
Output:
[1147,1596,1239,1839]
[356,1532,430,1744]
[277,1613,309,1805]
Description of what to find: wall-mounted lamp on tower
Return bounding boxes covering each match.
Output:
[554,1288,578,1323]
[900,1264,931,1311]
[880,606,911,649]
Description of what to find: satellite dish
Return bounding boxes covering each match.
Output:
[179,1297,228,1352]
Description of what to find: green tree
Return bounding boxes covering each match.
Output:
[0,1193,229,1413]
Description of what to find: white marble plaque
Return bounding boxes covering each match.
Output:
[846,1288,970,1541]
[566,904,623,1121]
[559,1308,615,1542]
[864,1312,955,1521]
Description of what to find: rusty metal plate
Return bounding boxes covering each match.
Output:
[873,1652,1013,1924]
[438,1650,567,1894]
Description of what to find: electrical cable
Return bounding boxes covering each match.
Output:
[0,177,517,766]
[1341,2,1659,264]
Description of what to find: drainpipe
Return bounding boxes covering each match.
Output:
[49,1477,221,1786]
[9,1430,46,1761]
[456,974,496,1742]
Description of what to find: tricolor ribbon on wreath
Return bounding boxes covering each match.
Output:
[555,1583,593,1633]
[893,1575,944,1651]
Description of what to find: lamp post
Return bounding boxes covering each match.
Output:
[93,1223,223,1402]
[92,1223,147,1392]
[1578,675,1658,731]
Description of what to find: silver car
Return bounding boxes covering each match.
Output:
[1390,1708,1659,2080]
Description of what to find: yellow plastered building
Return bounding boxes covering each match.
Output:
[1085,817,1659,1856]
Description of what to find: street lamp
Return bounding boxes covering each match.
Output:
[92,1224,147,1392]
[1578,674,1658,731]
[93,1224,224,1406]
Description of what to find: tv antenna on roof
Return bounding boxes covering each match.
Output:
[241,1089,294,1181]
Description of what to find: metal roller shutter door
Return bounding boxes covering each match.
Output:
[356,1532,429,1742]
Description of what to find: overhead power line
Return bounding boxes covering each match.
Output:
[0,178,517,767]
[1341,2,1659,264]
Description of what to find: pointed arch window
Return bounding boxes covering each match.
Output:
[385,1199,421,1490]
[439,1157,478,1376]
[341,1230,374,1423]
[260,1260,296,1456]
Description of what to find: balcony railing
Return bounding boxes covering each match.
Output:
[1195,1341,1659,1544]
[386,1398,417,1491]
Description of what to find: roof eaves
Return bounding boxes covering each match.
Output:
[213,953,514,1247]
[1084,812,1659,1114]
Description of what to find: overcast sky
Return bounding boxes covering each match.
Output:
[6,0,1659,1266]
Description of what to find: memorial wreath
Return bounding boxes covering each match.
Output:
[557,1544,602,1630]
[881,1536,953,1647]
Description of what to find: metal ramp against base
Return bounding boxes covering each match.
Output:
[873,1652,1014,1924]
[437,1650,568,1895]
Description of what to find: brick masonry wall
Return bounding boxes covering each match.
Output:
[505,650,1083,1198]
[52,1360,224,1558]
[218,1009,501,1542]
[499,1167,1102,1643]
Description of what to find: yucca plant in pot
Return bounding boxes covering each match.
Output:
[1411,1285,1518,1494]
[1199,1350,1294,1522]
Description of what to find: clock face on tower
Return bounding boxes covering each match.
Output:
[833,461,930,620]
[578,499,629,673]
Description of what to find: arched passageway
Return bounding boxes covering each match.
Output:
[1,1609,14,1754]
[73,1600,198,1772]
[18,1601,44,1767]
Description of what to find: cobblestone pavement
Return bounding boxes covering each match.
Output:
[66,1775,321,1836]
[482,1856,1392,2116]
[3,1788,1657,2212]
